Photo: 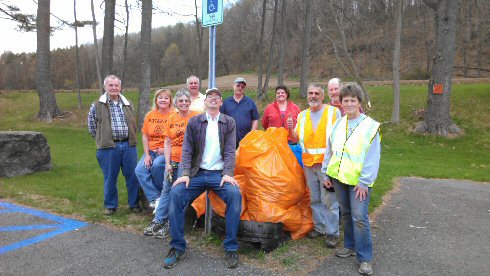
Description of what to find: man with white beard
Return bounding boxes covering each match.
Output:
[286,83,342,248]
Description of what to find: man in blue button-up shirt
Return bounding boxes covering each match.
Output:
[220,77,259,148]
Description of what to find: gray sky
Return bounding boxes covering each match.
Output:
[0,0,231,54]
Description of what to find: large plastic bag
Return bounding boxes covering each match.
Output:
[192,127,313,239]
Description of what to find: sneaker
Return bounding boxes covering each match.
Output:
[307,229,323,239]
[359,262,373,275]
[154,222,169,239]
[130,205,142,213]
[164,247,187,269]
[335,247,356,258]
[104,208,116,216]
[224,250,239,269]
[149,200,156,209]
[143,221,163,236]
[325,235,339,248]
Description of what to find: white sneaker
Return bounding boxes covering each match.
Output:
[149,200,156,209]
[152,198,160,214]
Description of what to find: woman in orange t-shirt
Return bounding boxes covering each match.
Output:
[135,88,175,210]
[144,89,199,238]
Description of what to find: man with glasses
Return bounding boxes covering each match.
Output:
[164,88,241,269]
[220,77,259,148]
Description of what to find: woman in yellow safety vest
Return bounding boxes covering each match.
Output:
[321,84,381,276]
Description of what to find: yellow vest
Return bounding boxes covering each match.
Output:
[326,116,380,187]
[296,105,339,167]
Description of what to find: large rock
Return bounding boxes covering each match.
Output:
[0,131,52,178]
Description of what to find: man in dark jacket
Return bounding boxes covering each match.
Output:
[164,88,241,270]
[87,75,141,215]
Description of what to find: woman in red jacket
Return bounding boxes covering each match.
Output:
[261,85,301,142]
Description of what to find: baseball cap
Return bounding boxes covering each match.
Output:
[234,77,246,85]
[205,87,222,97]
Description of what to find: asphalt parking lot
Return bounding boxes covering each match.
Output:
[2,177,489,275]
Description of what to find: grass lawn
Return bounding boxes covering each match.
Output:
[1,83,489,273]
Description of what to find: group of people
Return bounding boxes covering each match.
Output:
[88,74,381,275]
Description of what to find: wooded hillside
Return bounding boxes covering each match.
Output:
[1,0,488,90]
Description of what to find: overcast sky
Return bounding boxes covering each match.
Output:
[0,0,232,55]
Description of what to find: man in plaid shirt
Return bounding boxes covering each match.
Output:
[88,75,141,215]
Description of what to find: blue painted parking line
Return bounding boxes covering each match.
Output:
[0,201,88,255]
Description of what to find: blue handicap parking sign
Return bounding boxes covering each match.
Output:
[207,0,217,14]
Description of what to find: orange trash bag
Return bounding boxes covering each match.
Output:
[191,127,313,239]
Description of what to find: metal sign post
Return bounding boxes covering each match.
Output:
[203,0,223,235]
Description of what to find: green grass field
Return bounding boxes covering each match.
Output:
[1,83,489,272]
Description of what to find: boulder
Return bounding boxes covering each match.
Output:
[0,131,52,178]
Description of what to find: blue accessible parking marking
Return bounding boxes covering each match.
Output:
[0,201,88,254]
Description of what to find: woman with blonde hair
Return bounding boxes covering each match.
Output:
[135,88,175,210]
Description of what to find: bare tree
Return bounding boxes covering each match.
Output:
[323,0,371,106]
[462,0,471,77]
[102,0,115,78]
[261,0,279,100]
[90,0,103,94]
[122,0,130,82]
[277,0,287,85]
[257,0,268,100]
[194,0,204,92]
[137,0,152,130]
[299,0,313,98]
[36,0,62,121]
[73,0,82,109]
[392,0,403,124]
[415,0,461,136]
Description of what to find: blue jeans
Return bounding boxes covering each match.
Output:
[153,162,180,224]
[135,151,165,202]
[304,164,339,236]
[168,169,242,252]
[332,178,372,262]
[95,141,139,209]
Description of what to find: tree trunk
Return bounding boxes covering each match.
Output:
[299,0,313,98]
[261,0,279,101]
[122,0,130,83]
[392,0,403,124]
[73,0,82,109]
[277,0,287,86]
[36,0,62,121]
[474,0,482,78]
[102,0,115,78]
[462,1,471,78]
[257,0,268,99]
[137,0,152,131]
[90,0,103,94]
[416,0,461,136]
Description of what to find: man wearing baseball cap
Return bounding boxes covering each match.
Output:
[220,77,259,148]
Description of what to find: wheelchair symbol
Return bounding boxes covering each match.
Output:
[208,3,216,13]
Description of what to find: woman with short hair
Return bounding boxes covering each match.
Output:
[322,84,381,275]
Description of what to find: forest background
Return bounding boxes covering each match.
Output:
[1,0,489,91]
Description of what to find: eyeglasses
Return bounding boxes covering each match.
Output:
[206,96,221,101]
[178,99,190,103]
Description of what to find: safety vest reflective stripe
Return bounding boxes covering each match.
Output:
[326,116,380,187]
[304,148,327,154]
[297,105,338,166]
